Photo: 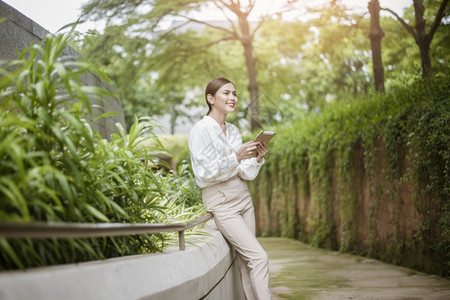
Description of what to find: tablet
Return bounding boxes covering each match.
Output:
[253,131,276,144]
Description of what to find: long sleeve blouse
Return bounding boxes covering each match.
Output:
[188,116,264,188]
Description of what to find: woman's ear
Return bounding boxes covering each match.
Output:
[207,94,214,104]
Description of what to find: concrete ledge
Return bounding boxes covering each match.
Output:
[0,221,245,300]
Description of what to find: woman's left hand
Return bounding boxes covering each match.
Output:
[256,142,268,163]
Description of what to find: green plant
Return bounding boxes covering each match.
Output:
[0,30,203,270]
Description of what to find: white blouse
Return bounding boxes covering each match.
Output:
[188,116,264,188]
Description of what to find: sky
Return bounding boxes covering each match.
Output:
[2,0,412,34]
[3,0,91,33]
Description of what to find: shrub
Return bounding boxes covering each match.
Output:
[0,30,204,270]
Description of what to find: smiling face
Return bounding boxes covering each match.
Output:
[207,82,238,115]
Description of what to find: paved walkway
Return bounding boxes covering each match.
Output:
[259,237,450,300]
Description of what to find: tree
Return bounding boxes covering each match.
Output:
[297,0,372,106]
[148,28,250,132]
[81,0,292,130]
[80,20,230,131]
[368,0,385,92]
[81,0,447,130]
[80,24,158,127]
[381,0,449,78]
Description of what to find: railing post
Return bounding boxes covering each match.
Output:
[178,230,185,251]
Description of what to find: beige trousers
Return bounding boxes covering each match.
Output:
[202,176,272,300]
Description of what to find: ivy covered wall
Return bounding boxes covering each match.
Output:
[249,71,450,277]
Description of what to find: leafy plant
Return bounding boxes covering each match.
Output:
[0,30,204,270]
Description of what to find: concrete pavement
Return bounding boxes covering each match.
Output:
[259,237,450,300]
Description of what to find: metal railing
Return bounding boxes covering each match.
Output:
[0,212,213,251]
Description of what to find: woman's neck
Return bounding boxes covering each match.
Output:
[208,111,226,126]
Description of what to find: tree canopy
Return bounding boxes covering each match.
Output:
[78,0,449,131]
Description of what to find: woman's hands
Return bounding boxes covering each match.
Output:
[255,142,268,163]
[236,141,258,162]
[236,141,268,163]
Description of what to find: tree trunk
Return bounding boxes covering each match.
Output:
[381,0,448,78]
[368,0,385,92]
[244,43,261,130]
[170,109,177,135]
[414,0,432,78]
[418,43,432,78]
[238,15,261,130]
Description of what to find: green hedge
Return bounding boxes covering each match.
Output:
[0,31,204,270]
[250,68,450,276]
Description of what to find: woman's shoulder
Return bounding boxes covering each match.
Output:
[189,116,210,136]
[191,116,208,129]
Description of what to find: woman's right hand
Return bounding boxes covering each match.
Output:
[236,141,259,162]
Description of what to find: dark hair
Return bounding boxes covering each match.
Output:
[204,77,235,115]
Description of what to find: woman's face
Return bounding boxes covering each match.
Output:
[209,83,238,115]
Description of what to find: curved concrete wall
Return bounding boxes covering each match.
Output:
[0,0,126,139]
[0,221,245,300]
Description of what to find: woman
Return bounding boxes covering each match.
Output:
[188,78,272,300]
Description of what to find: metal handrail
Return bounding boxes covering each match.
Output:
[0,212,213,251]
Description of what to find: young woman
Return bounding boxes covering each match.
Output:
[188,78,272,299]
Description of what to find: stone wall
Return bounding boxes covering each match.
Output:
[251,138,443,276]
[0,0,126,138]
